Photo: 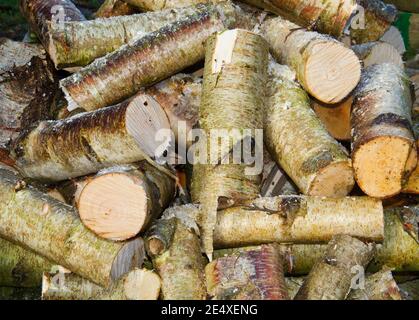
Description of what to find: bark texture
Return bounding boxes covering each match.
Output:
[265,63,354,196]
[60,4,235,111]
[384,1,419,13]
[0,238,53,288]
[294,235,375,300]
[0,39,56,156]
[48,2,235,69]
[206,244,289,300]
[262,17,361,104]
[191,29,268,259]
[242,0,357,37]
[95,0,137,18]
[0,168,145,286]
[145,212,207,300]
[123,0,224,11]
[351,63,417,198]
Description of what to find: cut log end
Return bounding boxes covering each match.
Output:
[147,238,165,256]
[110,237,144,283]
[78,173,149,241]
[380,26,406,55]
[353,136,415,198]
[123,269,161,300]
[305,42,360,104]
[308,161,355,197]
[126,94,172,159]
[362,42,403,68]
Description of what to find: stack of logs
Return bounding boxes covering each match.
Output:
[0,0,418,300]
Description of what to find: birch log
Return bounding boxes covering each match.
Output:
[12,93,172,182]
[347,267,402,300]
[294,235,376,300]
[0,39,56,155]
[145,213,207,300]
[77,162,176,241]
[380,26,406,54]
[123,0,224,11]
[191,29,268,259]
[42,268,161,300]
[352,41,403,67]
[351,63,417,198]
[0,238,53,288]
[403,114,418,193]
[19,0,86,53]
[48,2,235,69]
[205,244,289,300]
[261,17,361,104]
[349,0,398,44]
[95,0,137,18]
[60,6,235,112]
[0,168,145,286]
[241,0,357,37]
[265,63,354,197]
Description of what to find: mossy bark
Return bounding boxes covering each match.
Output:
[49,2,235,69]
[60,5,235,111]
[191,29,268,259]
[241,0,357,37]
[294,235,375,300]
[206,244,289,300]
[350,0,398,44]
[145,215,207,300]
[0,238,53,288]
[0,168,144,287]
[264,63,354,196]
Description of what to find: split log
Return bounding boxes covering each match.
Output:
[294,235,376,300]
[77,162,176,241]
[161,197,384,248]
[205,244,289,300]
[19,0,86,53]
[384,0,419,13]
[60,5,235,112]
[0,237,53,287]
[380,26,406,54]
[95,0,137,18]
[0,39,56,155]
[42,268,161,300]
[48,2,235,69]
[352,41,403,67]
[0,168,145,286]
[241,0,357,37]
[311,96,353,141]
[265,63,354,197]
[145,213,207,300]
[349,0,397,44]
[122,0,224,11]
[261,17,361,104]
[12,93,172,182]
[393,12,419,58]
[351,63,417,198]
[347,267,402,300]
[0,287,41,300]
[191,29,268,259]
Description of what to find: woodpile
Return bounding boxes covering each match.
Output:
[0,0,418,300]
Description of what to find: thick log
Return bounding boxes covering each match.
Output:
[265,63,354,196]
[0,169,145,286]
[261,17,361,104]
[352,41,403,67]
[145,213,207,300]
[48,2,235,69]
[241,0,357,37]
[95,0,138,18]
[0,39,56,155]
[380,26,406,54]
[123,0,224,11]
[347,267,402,300]
[60,5,236,112]
[351,63,417,198]
[191,29,268,259]
[42,268,161,300]
[12,94,172,182]
[206,244,289,300]
[0,238,53,288]
[19,0,86,53]
[77,162,176,241]
[294,235,375,300]
[349,0,397,44]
